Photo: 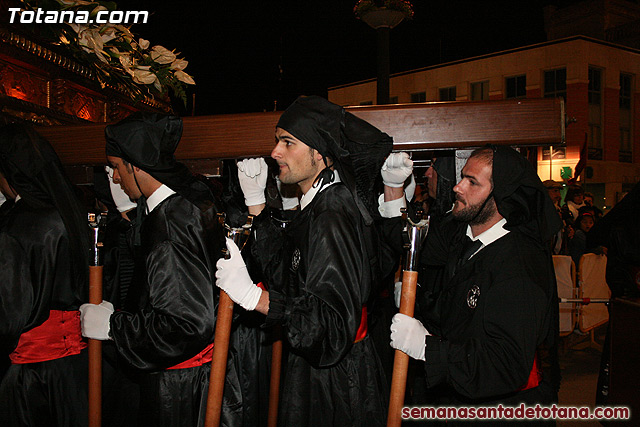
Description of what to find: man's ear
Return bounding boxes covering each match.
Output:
[312,149,322,162]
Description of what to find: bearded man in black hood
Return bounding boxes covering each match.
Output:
[391,145,561,417]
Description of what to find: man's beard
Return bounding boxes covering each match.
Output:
[453,195,497,226]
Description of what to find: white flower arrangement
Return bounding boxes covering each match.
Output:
[21,0,195,106]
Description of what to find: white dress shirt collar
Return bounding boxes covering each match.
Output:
[146,184,176,213]
[465,217,509,259]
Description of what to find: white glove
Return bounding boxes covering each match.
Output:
[390,313,429,361]
[215,238,263,311]
[80,300,114,341]
[393,281,402,308]
[381,152,413,188]
[237,158,268,206]
[276,176,299,210]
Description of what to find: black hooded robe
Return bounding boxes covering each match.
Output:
[422,219,558,407]
[108,193,240,427]
[264,183,387,427]
[103,113,248,426]
[417,146,560,422]
[0,124,90,427]
[0,202,89,427]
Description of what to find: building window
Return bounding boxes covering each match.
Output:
[543,68,566,101]
[470,81,489,101]
[505,75,526,99]
[588,67,602,104]
[439,86,456,101]
[359,100,373,106]
[620,73,633,162]
[588,67,603,160]
[411,92,426,103]
[620,73,632,109]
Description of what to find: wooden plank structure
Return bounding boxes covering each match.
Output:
[36,98,565,170]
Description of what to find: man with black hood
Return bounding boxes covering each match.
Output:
[379,152,456,222]
[79,113,233,426]
[215,96,392,426]
[0,123,91,426]
[390,146,561,413]
[380,153,456,324]
[379,153,458,406]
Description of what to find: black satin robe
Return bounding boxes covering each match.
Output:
[108,194,240,426]
[422,219,558,407]
[0,200,88,426]
[262,184,387,427]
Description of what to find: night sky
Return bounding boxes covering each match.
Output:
[124,1,565,116]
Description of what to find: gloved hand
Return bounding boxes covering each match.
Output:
[237,158,268,206]
[381,152,413,188]
[80,300,114,341]
[276,176,299,210]
[390,313,429,361]
[215,238,263,311]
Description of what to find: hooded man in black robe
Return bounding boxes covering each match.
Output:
[390,146,561,418]
[215,96,392,426]
[0,123,91,426]
[78,113,236,426]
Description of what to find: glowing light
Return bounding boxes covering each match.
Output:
[8,88,29,101]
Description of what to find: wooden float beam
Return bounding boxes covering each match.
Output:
[36,98,564,167]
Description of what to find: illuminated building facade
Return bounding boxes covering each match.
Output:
[330,3,640,211]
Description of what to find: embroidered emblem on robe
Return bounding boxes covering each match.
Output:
[467,285,480,309]
[291,248,301,271]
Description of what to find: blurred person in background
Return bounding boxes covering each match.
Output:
[0,123,91,426]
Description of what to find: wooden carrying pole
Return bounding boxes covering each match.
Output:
[387,214,429,427]
[205,291,234,427]
[88,214,103,427]
[387,270,418,427]
[205,217,253,427]
[267,326,283,427]
[88,266,103,427]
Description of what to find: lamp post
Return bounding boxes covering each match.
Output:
[355,1,413,105]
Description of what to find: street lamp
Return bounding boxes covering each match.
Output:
[355,1,414,105]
